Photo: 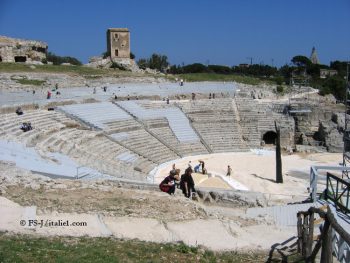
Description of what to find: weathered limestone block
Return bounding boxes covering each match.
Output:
[318,121,343,152]
[331,112,346,132]
[300,132,310,145]
[196,189,267,207]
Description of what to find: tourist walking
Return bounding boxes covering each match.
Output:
[200,160,206,174]
[227,165,232,177]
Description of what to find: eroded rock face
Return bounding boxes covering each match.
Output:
[318,120,343,152]
[86,56,142,73]
[0,35,47,64]
[331,112,346,132]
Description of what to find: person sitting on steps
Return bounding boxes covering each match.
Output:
[15,107,23,115]
[180,167,196,198]
[20,122,32,132]
[159,170,177,195]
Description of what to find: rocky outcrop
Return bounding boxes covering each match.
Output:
[318,120,343,152]
[331,112,346,132]
[0,35,47,64]
[86,56,142,73]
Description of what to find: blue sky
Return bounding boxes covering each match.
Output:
[0,0,349,67]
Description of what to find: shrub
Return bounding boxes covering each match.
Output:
[137,58,148,70]
[110,62,127,70]
[208,64,232,74]
[182,63,208,73]
[46,52,82,66]
[276,86,284,93]
[102,51,110,59]
[274,76,284,85]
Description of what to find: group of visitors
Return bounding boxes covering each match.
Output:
[159,164,196,198]
[20,122,32,132]
[47,84,61,99]
[209,93,216,99]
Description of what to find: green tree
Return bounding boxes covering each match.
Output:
[182,63,208,73]
[291,55,312,67]
[330,60,348,77]
[319,75,346,100]
[148,53,169,72]
[208,64,232,74]
[137,58,148,70]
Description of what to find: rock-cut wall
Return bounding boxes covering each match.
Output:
[0,35,47,64]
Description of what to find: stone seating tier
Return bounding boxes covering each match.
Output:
[58,102,132,129]
[111,129,178,164]
[150,126,208,156]
[117,101,199,143]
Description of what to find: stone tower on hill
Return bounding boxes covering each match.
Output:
[106,28,130,59]
[310,47,320,64]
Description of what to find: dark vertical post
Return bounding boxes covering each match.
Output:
[302,214,309,257]
[320,221,333,263]
[307,212,314,259]
[275,121,283,183]
[297,213,302,253]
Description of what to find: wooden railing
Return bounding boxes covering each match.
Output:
[297,205,350,262]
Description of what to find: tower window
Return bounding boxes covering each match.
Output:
[115,49,119,56]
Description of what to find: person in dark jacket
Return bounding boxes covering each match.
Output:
[159,170,176,195]
[180,167,196,198]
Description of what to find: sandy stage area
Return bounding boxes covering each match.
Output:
[153,150,342,200]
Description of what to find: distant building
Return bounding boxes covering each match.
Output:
[310,47,320,64]
[0,35,47,63]
[106,28,130,59]
[238,63,250,68]
[320,69,338,79]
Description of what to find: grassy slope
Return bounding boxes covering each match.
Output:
[0,234,276,263]
[0,63,143,78]
[0,63,272,85]
[178,73,273,85]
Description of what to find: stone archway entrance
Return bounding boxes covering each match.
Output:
[263,131,277,145]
